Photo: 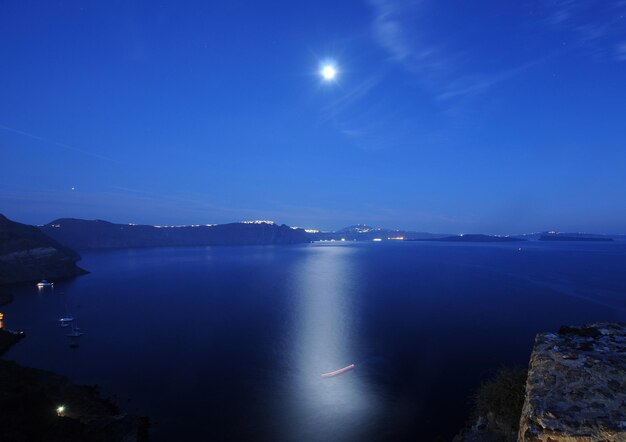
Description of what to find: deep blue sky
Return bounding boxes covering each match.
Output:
[1,1,625,234]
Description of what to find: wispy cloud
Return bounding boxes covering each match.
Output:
[0,124,118,163]
[437,57,549,102]
[370,0,412,62]
[616,41,626,60]
[333,0,622,150]
[321,74,383,116]
[538,0,626,60]
[367,0,626,103]
[367,0,542,103]
[368,0,452,79]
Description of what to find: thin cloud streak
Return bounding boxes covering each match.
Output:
[0,124,119,163]
[617,42,626,60]
[436,57,551,102]
[537,0,626,60]
[322,74,384,116]
[367,0,511,101]
[367,0,624,102]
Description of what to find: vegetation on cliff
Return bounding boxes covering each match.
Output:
[455,367,527,442]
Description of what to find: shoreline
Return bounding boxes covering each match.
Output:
[0,325,149,441]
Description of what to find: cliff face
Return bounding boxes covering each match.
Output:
[0,214,87,285]
[40,218,309,250]
[519,323,626,441]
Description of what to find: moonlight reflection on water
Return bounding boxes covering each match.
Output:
[289,245,378,441]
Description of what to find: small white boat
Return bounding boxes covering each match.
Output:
[36,280,54,288]
[66,322,84,338]
[59,316,74,327]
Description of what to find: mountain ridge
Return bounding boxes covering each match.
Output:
[40,218,309,250]
[35,217,626,250]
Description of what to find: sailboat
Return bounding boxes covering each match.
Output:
[66,321,84,338]
[59,302,75,327]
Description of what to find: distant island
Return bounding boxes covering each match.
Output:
[39,218,309,250]
[311,224,450,242]
[408,234,526,243]
[539,234,613,242]
[39,221,453,250]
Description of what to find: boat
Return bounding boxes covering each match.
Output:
[59,316,74,327]
[36,280,53,288]
[66,322,84,338]
[321,364,355,378]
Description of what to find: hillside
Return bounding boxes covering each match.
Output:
[0,214,86,285]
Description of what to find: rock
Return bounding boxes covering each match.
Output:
[519,323,626,441]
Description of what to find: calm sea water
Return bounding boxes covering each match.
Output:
[3,242,626,441]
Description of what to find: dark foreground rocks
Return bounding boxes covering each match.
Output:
[0,329,148,441]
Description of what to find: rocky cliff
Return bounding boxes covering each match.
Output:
[518,323,626,441]
[0,214,87,285]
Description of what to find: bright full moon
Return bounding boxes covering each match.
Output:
[321,65,337,80]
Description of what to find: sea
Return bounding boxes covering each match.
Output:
[3,241,626,441]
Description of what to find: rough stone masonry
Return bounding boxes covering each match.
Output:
[519,323,626,442]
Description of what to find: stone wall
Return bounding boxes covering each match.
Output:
[518,323,626,442]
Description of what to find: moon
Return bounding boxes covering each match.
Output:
[321,65,337,80]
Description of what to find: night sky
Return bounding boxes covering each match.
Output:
[1,1,625,234]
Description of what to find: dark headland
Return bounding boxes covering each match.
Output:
[0,213,147,441]
[0,214,87,286]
